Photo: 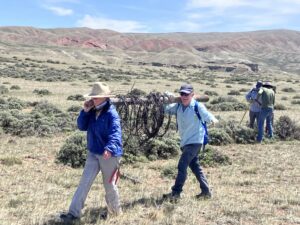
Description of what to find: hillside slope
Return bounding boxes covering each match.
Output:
[0,27,300,73]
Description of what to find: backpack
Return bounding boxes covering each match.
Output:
[176,101,209,145]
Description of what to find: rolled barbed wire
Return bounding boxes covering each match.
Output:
[114,92,209,146]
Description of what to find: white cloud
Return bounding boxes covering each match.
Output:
[77,15,147,32]
[186,0,250,9]
[45,6,73,16]
[183,0,300,32]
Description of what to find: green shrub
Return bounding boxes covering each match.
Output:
[67,105,82,112]
[227,90,240,95]
[281,87,296,92]
[10,85,21,90]
[67,94,85,101]
[210,96,238,104]
[161,164,177,179]
[128,88,147,97]
[274,116,299,140]
[204,90,219,96]
[144,136,180,160]
[274,103,286,110]
[56,132,87,168]
[0,101,74,137]
[0,157,22,166]
[291,100,300,105]
[293,95,300,99]
[239,88,248,92]
[208,128,233,145]
[0,85,9,94]
[231,125,256,144]
[199,146,231,167]
[33,89,51,96]
[208,102,247,111]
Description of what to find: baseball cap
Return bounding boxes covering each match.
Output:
[179,84,194,94]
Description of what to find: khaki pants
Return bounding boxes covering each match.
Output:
[69,152,121,218]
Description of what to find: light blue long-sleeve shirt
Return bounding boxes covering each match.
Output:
[164,98,216,147]
[245,88,261,112]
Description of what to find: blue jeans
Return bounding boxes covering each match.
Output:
[172,144,210,195]
[257,107,274,142]
[249,111,260,128]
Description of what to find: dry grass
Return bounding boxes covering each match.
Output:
[0,64,300,225]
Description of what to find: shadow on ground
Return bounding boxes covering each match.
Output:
[41,195,170,225]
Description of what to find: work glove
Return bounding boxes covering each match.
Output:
[211,117,219,126]
[163,91,175,103]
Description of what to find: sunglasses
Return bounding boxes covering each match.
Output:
[180,92,190,96]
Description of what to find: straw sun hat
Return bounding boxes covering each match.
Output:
[84,82,115,98]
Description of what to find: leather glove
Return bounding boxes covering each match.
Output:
[163,91,175,102]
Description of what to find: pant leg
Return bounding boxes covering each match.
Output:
[69,152,100,218]
[99,156,121,215]
[257,109,268,142]
[249,111,255,128]
[189,146,210,194]
[266,109,274,138]
[172,144,200,194]
[254,111,260,129]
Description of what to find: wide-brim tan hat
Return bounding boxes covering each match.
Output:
[84,82,115,98]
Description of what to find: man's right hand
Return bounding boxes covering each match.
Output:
[83,99,94,112]
[163,91,175,102]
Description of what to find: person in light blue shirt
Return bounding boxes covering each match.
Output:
[245,81,262,128]
[163,84,218,200]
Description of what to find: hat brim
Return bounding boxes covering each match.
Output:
[84,94,116,98]
[179,90,192,94]
[263,84,274,88]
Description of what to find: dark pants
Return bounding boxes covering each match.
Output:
[249,111,260,128]
[172,144,210,195]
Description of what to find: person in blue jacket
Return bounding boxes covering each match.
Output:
[61,82,123,222]
[163,84,218,200]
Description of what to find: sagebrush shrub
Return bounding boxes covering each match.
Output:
[274,116,299,140]
[274,103,286,110]
[33,89,51,96]
[204,90,219,96]
[67,94,85,101]
[10,85,21,90]
[199,146,231,167]
[128,88,147,97]
[209,128,233,145]
[0,100,74,137]
[67,105,82,112]
[0,85,9,94]
[56,132,87,168]
[145,136,180,160]
[227,90,240,95]
[230,125,256,144]
[282,87,296,92]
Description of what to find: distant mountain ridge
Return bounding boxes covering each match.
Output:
[0,26,300,74]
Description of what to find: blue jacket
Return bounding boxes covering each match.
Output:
[245,88,261,112]
[164,98,216,147]
[77,101,123,156]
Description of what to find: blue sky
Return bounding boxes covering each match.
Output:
[1,0,300,33]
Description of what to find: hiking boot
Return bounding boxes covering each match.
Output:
[162,192,181,201]
[196,192,212,199]
[60,212,79,223]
